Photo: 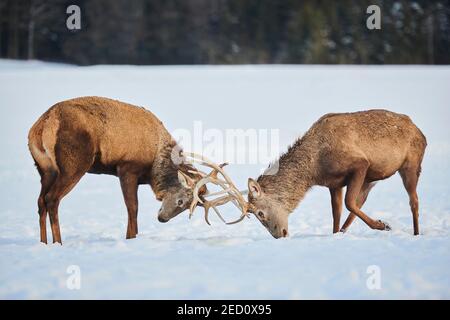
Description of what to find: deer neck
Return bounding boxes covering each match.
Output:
[257,138,317,212]
[151,140,181,200]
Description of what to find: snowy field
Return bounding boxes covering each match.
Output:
[0,60,449,299]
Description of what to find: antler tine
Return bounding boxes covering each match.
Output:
[203,203,227,226]
[185,154,235,185]
[226,193,254,225]
[189,176,208,215]
[188,172,231,217]
[190,174,234,215]
[205,193,241,225]
[204,188,232,198]
[205,175,241,209]
[203,195,230,225]
[188,163,230,211]
[203,205,211,225]
[183,152,251,225]
[184,152,248,209]
[211,206,227,224]
[225,214,247,225]
[187,169,208,178]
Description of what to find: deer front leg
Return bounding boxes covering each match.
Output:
[341,182,376,232]
[119,171,139,239]
[344,161,390,232]
[329,187,343,233]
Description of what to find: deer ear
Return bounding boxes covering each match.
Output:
[248,178,262,198]
[178,171,195,188]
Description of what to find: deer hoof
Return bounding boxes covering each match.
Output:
[377,220,391,231]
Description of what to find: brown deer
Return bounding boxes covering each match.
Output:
[191,110,427,239]
[28,96,205,244]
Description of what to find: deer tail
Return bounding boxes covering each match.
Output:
[28,110,60,178]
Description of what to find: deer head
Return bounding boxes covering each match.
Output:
[246,178,289,239]
[157,166,207,223]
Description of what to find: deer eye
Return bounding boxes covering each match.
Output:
[257,211,265,219]
[177,199,184,206]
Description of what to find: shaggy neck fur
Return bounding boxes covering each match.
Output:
[151,140,193,199]
[257,133,318,213]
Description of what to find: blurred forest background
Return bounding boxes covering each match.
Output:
[0,0,449,65]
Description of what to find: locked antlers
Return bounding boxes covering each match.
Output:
[182,152,253,225]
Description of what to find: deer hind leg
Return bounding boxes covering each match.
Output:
[37,167,58,244]
[45,169,88,244]
[340,182,376,233]
[399,163,421,235]
[118,169,139,240]
[44,130,94,244]
[344,160,389,232]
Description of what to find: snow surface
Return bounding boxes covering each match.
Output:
[0,60,449,299]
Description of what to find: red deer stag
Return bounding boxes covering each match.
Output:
[190,110,427,238]
[28,96,206,244]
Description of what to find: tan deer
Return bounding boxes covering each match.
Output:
[189,110,427,238]
[28,96,206,244]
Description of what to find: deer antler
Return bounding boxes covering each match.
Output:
[183,152,251,225]
[188,163,227,215]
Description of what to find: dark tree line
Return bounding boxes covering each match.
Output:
[0,0,449,65]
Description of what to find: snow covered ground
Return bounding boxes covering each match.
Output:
[0,60,449,299]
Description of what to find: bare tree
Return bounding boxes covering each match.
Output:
[0,1,5,56]
[6,0,20,59]
[27,0,53,60]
